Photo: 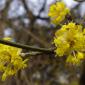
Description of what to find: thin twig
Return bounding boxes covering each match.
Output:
[0,39,54,53]
[21,52,42,56]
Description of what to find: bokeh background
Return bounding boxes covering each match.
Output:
[0,0,85,85]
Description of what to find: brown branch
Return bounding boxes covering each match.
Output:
[0,39,54,53]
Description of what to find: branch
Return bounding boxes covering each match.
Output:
[21,52,42,56]
[22,0,49,21]
[1,0,12,18]
[0,39,54,53]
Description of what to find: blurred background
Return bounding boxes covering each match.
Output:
[0,0,85,85]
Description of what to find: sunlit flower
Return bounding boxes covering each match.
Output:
[66,52,84,65]
[54,22,85,65]
[48,2,69,24]
[0,37,28,81]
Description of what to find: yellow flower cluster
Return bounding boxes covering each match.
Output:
[54,22,85,65]
[0,37,28,81]
[48,2,69,24]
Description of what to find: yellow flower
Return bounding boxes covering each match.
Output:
[66,54,80,65]
[54,22,85,65]
[66,52,84,65]
[77,52,84,60]
[0,37,28,81]
[54,36,70,56]
[48,2,69,24]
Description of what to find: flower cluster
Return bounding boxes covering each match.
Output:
[54,22,85,65]
[0,37,28,81]
[48,2,69,24]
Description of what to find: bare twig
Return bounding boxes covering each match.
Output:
[0,39,54,53]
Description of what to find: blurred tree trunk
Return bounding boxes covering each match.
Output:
[79,62,85,85]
